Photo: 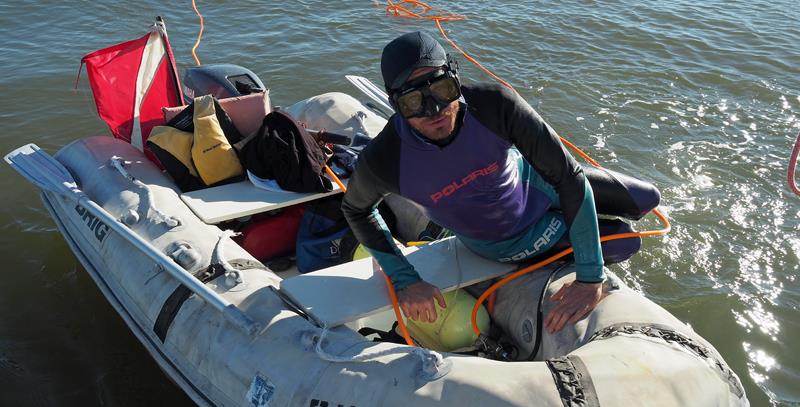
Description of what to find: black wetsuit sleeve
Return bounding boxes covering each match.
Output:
[464,83,604,282]
[341,125,422,289]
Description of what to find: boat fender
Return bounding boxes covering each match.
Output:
[546,355,600,407]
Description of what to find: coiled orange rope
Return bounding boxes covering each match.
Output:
[190,0,204,65]
[383,0,672,345]
[385,0,464,22]
[789,130,800,196]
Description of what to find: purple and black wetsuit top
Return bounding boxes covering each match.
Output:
[342,83,603,290]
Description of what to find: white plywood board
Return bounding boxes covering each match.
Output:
[180,180,344,224]
[279,237,515,327]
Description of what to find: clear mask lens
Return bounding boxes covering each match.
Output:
[395,73,460,118]
[429,77,460,103]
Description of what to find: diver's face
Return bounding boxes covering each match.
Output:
[403,67,460,141]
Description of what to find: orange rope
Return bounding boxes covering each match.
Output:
[385,0,464,22]
[324,165,347,192]
[190,0,204,66]
[382,0,672,345]
[470,209,671,336]
[433,19,514,91]
[789,130,800,196]
[486,291,497,314]
[381,271,416,345]
[559,136,601,167]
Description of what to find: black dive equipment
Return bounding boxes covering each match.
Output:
[393,67,461,119]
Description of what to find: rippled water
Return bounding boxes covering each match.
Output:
[1,1,797,405]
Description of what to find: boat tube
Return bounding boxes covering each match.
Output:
[5,127,747,406]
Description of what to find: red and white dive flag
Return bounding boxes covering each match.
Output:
[79,19,183,151]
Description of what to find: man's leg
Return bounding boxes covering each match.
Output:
[584,166,661,220]
[542,218,642,264]
[521,164,655,264]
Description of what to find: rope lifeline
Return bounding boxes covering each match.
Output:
[190,0,204,66]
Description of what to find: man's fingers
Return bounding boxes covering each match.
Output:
[544,282,604,333]
[413,304,425,321]
[549,284,568,302]
[551,308,572,332]
[418,307,427,323]
[428,301,438,322]
[545,284,572,332]
[434,289,447,309]
[398,283,449,323]
[401,302,412,320]
[547,301,578,333]
[543,313,554,332]
[567,306,590,325]
[544,304,563,332]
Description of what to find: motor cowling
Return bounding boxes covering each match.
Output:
[182,64,266,103]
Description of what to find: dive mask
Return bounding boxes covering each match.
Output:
[392,69,461,119]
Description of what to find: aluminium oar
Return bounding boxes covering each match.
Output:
[345,75,395,113]
[4,143,262,336]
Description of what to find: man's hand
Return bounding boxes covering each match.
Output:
[544,281,603,333]
[397,281,447,323]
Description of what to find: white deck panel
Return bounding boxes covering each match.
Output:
[180,180,344,224]
[279,237,515,327]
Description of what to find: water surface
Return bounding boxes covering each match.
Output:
[0,1,798,405]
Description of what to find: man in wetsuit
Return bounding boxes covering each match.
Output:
[342,31,659,333]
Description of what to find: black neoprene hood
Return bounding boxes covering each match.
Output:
[381,31,448,92]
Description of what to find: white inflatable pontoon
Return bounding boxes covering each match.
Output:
[5,93,748,407]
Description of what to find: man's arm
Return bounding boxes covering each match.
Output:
[465,84,604,283]
[340,133,422,291]
[465,84,605,332]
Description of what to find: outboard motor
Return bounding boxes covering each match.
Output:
[182,63,266,103]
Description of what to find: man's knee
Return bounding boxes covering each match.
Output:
[630,181,661,219]
[587,166,660,220]
[599,219,642,263]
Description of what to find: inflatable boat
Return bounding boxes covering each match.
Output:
[5,21,749,405]
[6,90,748,406]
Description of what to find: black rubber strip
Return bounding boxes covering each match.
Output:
[41,194,217,406]
[545,354,600,407]
[569,355,600,406]
[153,259,267,342]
